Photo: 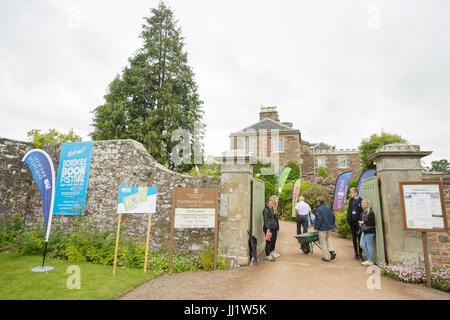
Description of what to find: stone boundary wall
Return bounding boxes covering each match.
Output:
[0,138,220,253]
[422,172,450,268]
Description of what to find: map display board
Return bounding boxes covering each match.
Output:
[117,186,157,214]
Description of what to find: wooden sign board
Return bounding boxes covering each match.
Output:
[169,187,219,271]
[399,181,448,232]
[174,188,217,228]
[399,181,447,288]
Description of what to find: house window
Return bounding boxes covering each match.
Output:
[338,156,348,168]
[245,137,255,154]
[317,157,326,168]
[273,137,284,153]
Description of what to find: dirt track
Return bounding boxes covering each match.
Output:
[118,220,449,300]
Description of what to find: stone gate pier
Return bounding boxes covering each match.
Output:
[369,143,432,267]
[215,151,260,266]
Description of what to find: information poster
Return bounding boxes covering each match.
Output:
[117,186,157,214]
[53,142,93,215]
[400,182,447,231]
[173,188,217,228]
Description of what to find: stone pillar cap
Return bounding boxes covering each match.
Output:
[214,150,257,164]
[369,143,432,161]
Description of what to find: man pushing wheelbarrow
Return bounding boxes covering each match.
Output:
[295,197,336,262]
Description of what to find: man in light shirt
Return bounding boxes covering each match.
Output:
[295,196,311,235]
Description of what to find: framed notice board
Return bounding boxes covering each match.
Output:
[399,181,448,232]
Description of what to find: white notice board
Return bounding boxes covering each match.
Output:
[174,208,216,228]
[399,181,448,232]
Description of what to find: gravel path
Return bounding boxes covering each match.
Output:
[118,220,450,300]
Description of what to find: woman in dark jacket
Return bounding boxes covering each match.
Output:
[359,199,376,266]
[263,199,277,262]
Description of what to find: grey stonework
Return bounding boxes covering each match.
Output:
[0,138,220,254]
[369,143,433,268]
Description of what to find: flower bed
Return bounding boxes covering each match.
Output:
[381,265,450,292]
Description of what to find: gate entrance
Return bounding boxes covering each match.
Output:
[251,178,265,258]
[361,176,386,265]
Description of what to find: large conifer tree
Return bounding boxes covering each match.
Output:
[90,2,204,171]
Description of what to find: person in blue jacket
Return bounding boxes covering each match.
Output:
[314,196,336,262]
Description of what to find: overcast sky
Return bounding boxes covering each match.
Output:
[1,0,449,166]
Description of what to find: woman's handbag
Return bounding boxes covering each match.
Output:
[265,229,272,241]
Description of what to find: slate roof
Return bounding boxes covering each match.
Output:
[231,118,299,135]
[310,142,333,149]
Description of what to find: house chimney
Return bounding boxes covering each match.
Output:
[259,106,279,122]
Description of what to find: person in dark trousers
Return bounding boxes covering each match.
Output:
[269,195,280,258]
[314,196,336,262]
[263,199,278,262]
[295,196,311,235]
[347,187,363,260]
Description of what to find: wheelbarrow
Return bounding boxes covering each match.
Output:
[294,231,321,254]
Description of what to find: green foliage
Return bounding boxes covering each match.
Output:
[198,244,227,271]
[334,209,351,238]
[17,231,45,255]
[90,1,204,172]
[427,159,450,173]
[27,129,82,148]
[253,162,277,201]
[188,163,221,178]
[0,215,217,273]
[358,130,407,171]
[286,162,300,181]
[0,213,24,248]
[318,167,329,178]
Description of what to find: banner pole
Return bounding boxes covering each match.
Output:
[144,213,152,272]
[42,241,48,267]
[113,213,122,276]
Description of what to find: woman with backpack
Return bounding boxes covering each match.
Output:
[359,199,376,266]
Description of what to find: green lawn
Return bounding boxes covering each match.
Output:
[0,253,160,300]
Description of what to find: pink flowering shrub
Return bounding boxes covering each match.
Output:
[381,265,450,292]
[301,176,335,214]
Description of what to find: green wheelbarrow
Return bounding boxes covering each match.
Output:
[294,231,321,254]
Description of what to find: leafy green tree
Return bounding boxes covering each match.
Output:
[253,162,277,202]
[286,162,300,181]
[359,130,408,171]
[27,129,82,148]
[427,159,450,173]
[318,167,329,178]
[90,1,204,172]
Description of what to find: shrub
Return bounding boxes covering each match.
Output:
[17,231,45,255]
[1,215,229,273]
[199,245,227,271]
[334,210,351,238]
[0,213,25,248]
[301,176,335,213]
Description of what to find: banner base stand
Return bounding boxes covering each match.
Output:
[31,266,54,273]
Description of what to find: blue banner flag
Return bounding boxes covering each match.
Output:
[356,169,376,198]
[22,149,56,241]
[53,142,93,215]
[332,171,352,211]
